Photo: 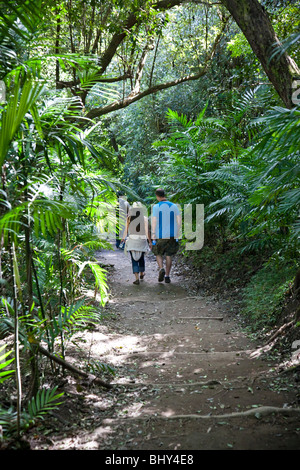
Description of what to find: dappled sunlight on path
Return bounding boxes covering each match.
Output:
[48,245,300,450]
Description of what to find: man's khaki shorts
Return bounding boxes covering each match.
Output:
[152,238,179,256]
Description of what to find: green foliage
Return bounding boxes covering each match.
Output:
[0,71,44,169]
[0,1,125,436]
[140,78,299,330]
[87,359,116,377]
[146,85,299,258]
[0,386,63,438]
[0,344,15,383]
[27,386,64,422]
[241,257,297,330]
[44,300,104,350]
[227,31,253,59]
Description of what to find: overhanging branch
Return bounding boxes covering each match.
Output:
[85,68,209,119]
[56,72,132,90]
[85,14,230,120]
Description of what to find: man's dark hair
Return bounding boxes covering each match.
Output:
[155,188,165,198]
[117,190,124,197]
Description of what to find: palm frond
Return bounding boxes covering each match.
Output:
[0,71,44,168]
[269,32,300,61]
[27,386,64,422]
[0,344,15,383]
[45,299,103,347]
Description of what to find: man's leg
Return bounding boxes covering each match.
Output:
[165,256,172,277]
[156,254,163,270]
[153,240,166,282]
[164,239,179,282]
[156,254,165,282]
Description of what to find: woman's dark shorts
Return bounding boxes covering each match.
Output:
[152,238,179,256]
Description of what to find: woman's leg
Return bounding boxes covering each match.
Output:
[139,253,145,279]
[130,252,140,284]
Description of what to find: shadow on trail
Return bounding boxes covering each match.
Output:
[48,246,300,450]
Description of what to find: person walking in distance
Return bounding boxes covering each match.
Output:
[151,189,181,283]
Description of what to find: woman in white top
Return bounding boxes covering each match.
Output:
[122,203,151,284]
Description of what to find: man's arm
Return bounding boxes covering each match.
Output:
[151,204,158,239]
[151,216,157,239]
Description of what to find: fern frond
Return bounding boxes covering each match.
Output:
[0,345,15,383]
[27,386,64,422]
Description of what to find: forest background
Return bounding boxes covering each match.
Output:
[0,0,299,442]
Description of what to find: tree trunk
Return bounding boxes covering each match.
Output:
[221,0,300,108]
[55,7,61,89]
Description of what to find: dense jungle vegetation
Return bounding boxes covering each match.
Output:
[0,0,299,445]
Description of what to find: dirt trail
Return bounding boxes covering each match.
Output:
[37,246,300,451]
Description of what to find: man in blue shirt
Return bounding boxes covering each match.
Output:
[151,188,181,283]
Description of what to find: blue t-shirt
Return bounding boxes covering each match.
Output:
[152,201,180,239]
